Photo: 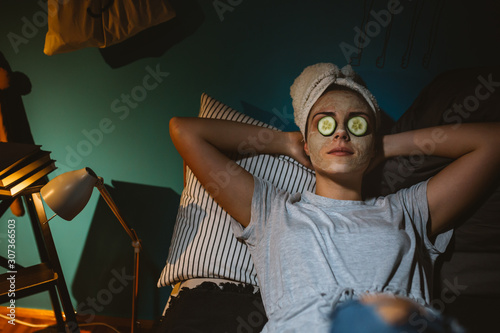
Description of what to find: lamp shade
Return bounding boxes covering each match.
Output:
[40,167,98,221]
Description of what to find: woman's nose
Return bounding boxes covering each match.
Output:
[334,128,350,141]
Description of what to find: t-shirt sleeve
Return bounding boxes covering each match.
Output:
[397,180,453,260]
[231,175,281,248]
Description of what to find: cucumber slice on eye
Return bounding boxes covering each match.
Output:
[347,116,368,136]
[318,116,336,136]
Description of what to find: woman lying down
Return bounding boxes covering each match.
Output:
[169,63,500,332]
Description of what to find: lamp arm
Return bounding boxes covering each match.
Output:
[94,176,141,332]
[94,177,142,251]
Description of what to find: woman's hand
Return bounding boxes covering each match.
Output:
[287,131,313,170]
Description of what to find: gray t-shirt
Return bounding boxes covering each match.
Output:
[231,176,453,332]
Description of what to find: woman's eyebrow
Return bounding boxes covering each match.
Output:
[312,111,336,120]
[348,111,371,118]
[312,110,371,120]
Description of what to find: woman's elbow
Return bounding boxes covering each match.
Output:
[169,116,189,141]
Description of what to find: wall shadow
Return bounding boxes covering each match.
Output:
[99,0,205,68]
[72,180,180,321]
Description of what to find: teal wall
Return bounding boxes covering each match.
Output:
[0,0,498,323]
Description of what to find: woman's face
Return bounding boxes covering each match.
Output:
[304,89,376,177]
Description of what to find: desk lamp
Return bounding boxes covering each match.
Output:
[40,167,141,332]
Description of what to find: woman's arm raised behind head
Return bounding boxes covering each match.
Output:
[169,117,305,227]
[382,122,500,237]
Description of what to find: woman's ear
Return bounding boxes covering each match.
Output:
[304,141,310,156]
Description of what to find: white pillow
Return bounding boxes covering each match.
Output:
[157,93,316,287]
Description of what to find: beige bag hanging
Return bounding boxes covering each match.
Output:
[44,0,176,56]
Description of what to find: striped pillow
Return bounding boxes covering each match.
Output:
[157,93,316,287]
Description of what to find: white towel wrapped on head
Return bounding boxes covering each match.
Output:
[290,63,380,137]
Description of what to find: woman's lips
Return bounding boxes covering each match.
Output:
[328,147,354,156]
